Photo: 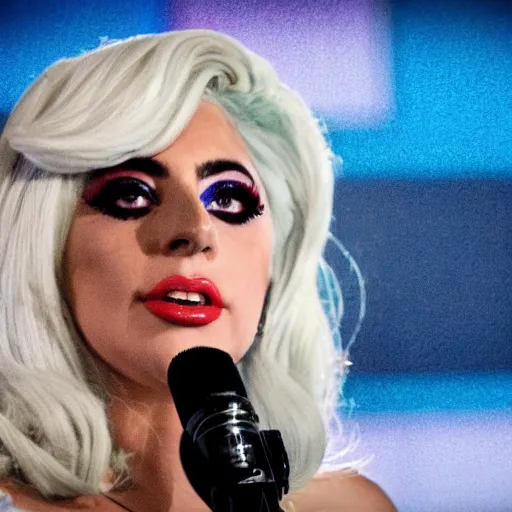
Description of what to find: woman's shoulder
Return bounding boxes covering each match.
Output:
[2,472,397,512]
[0,486,30,512]
[281,470,397,512]
[0,481,115,512]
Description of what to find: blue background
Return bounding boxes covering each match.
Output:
[334,0,512,179]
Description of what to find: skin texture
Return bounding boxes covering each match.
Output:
[64,101,273,511]
[65,101,273,395]
[0,471,397,511]
[0,101,397,511]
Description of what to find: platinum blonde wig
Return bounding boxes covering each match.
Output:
[0,30,352,499]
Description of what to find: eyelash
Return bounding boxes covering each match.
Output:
[200,180,264,225]
[84,178,158,220]
[83,177,264,224]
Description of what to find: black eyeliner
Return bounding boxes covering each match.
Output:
[86,177,159,220]
[200,180,264,225]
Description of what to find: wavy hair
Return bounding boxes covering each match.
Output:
[0,30,355,499]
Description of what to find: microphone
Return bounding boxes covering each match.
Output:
[168,346,289,512]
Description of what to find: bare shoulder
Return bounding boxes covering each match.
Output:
[282,470,397,512]
[0,480,42,509]
[319,471,397,511]
[0,480,114,511]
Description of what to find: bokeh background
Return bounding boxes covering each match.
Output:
[1,1,511,510]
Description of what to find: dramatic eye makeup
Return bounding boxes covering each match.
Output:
[82,171,159,221]
[81,158,265,225]
[200,180,264,225]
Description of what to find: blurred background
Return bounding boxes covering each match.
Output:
[1,0,511,510]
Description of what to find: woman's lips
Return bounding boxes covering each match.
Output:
[142,275,223,327]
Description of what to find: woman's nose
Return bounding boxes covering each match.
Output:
[144,184,218,259]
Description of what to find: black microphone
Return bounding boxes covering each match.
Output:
[168,346,289,512]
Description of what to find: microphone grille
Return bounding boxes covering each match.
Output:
[167,346,248,427]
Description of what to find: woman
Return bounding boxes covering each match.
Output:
[0,30,395,511]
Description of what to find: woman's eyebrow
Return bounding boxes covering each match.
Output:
[197,159,255,184]
[108,157,255,184]
[112,157,168,177]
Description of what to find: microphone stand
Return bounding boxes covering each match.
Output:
[179,394,290,512]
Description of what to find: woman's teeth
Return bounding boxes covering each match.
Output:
[164,291,207,305]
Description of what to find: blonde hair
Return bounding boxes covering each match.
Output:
[0,30,355,499]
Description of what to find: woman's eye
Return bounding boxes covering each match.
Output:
[84,178,159,220]
[210,196,244,214]
[200,180,264,225]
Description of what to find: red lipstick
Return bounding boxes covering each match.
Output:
[142,275,223,326]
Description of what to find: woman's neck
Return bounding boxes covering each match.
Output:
[102,373,210,512]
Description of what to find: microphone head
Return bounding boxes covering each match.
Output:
[168,346,248,428]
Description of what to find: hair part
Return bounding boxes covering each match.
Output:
[0,29,355,499]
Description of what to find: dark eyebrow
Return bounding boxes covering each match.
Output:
[107,157,255,184]
[113,157,168,177]
[197,159,255,184]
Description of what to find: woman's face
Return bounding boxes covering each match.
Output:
[64,101,273,393]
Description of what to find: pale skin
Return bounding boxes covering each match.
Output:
[1,102,396,511]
